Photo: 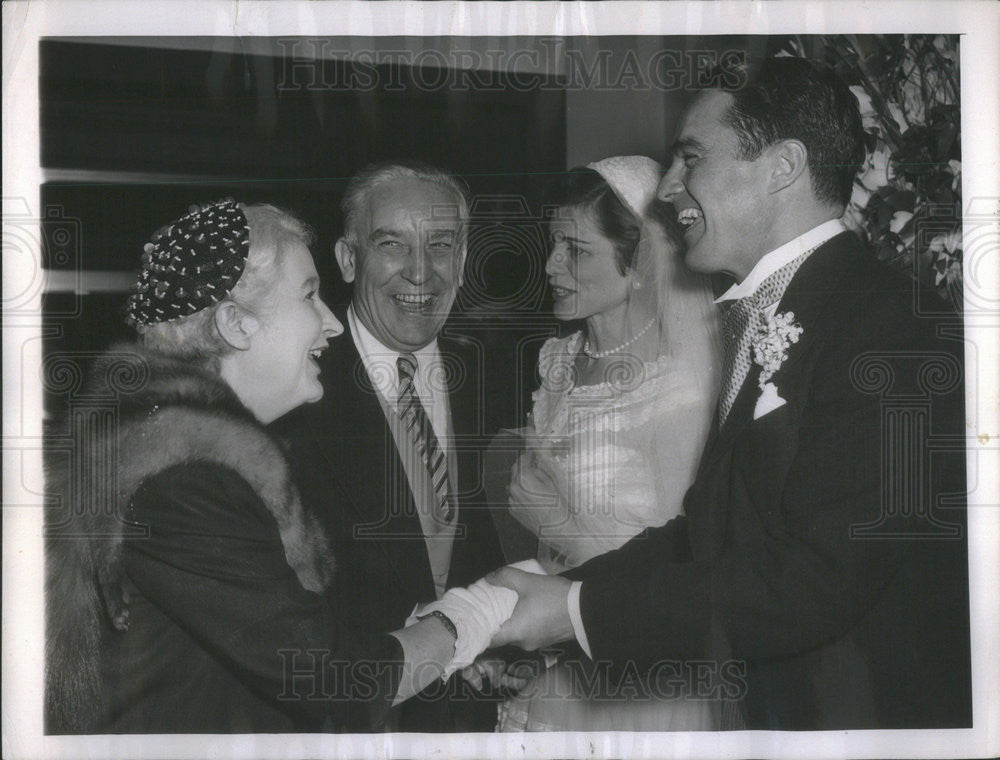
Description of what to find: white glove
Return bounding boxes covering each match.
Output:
[407,559,545,678]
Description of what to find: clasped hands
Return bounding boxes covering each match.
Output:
[405,561,576,685]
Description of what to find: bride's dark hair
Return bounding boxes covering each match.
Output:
[554,168,641,275]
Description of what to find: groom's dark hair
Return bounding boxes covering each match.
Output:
[714,56,865,209]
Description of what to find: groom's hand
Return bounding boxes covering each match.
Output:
[486,568,574,651]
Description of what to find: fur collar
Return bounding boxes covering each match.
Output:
[98,342,334,592]
[46,342,334,732]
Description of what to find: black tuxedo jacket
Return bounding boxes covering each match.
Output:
[570,232,971,729]
[272,310,504,732]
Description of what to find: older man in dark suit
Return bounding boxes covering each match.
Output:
[487,57,971,730]
[273,162,504,732]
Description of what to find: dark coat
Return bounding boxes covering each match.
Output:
[571,232,972,729]
[45,344,401,734]
[272,313,506,731]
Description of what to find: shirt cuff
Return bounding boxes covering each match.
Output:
[567,581,593,659]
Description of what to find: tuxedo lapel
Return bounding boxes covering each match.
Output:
[690,232,866,558]
[707,366,762,464]
[756,231,862,426]
[701,232,861,469]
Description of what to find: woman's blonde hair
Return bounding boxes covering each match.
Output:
[136,203,314,367]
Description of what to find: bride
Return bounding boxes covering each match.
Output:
[498,156,721,731]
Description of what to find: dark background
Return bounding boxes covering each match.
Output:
[40,37,579,425]
[37,35,782,423]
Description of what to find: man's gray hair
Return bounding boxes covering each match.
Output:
[340,161,470,250]
[137,203,314,368]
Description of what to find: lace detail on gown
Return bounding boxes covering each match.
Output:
[509,332,712,572]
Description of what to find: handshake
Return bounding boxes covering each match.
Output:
[404,559,572,692]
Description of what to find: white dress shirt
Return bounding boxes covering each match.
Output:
[566,218,846,657]
[348,305,456,597]
[348,305,451,447]
[716,219,846,316]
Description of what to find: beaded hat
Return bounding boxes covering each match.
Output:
[125,200,250,327]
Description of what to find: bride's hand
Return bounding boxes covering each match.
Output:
[498,658,538,696]
[460,656,536,696]
[460,657,505,693]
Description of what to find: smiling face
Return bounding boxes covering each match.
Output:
[242,241,342,422]
[657,90,773,280]
[546,206,631,323]
[336,178,465,352]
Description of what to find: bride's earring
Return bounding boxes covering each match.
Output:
[631,279,642,290]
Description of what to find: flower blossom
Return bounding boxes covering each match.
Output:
[889,210,914,235]
[753,311,804,389]
[860,145,893,191]
[949,160,962,192]
[850,85,880,131]
[929,229,962,255]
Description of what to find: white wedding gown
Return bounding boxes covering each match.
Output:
[501,332,719,731]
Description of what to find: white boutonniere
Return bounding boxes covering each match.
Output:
[752,310,804,390]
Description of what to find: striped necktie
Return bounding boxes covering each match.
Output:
[396,353,453,524]
[718,249,814,427]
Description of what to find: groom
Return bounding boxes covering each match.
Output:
[488,57,971,729]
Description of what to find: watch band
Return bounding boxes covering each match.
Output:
[420,609,458,640]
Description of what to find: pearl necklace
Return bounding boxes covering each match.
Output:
[582,316,657,359]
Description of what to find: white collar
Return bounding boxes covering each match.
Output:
[716,219,845,304]
[347,304,440,400]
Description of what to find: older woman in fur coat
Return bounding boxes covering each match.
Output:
[45,201,490,734]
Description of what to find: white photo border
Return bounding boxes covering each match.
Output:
[4,2,998,759]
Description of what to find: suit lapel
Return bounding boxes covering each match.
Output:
[440,334,478,442]
[437,332,482,583]
[438,332,480,492]
[310,318,436,601]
